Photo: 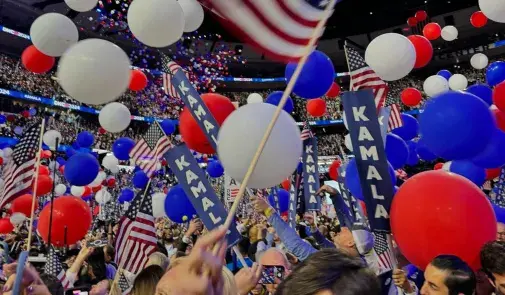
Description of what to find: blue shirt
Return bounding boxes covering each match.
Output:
[226,257,254,272]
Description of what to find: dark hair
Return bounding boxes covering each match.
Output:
[87,247,107,283]
[275,248,380,295]
[132,265,164,295]
[104,245,115,261]
[237,238,251,256]
[40,273,64,295]
[480,241,505,281]
[430,255,476,295]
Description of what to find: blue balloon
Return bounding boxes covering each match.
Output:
[266,91,294,113]
[72,142,80,149]
[437,70,452,81]
[406,141,419,166]
[0,115,6,124]
[297,162,303,174]
[64,152,100,186]
[277,189,289,213]
[267,193,276,208]
[486,61,505,87]
[391,114,418,141]
[29,108,37,116]
[207,161,224,178]
[76,131,94,148]
[448,160,486,186]
[112,137,135,161]
[65,147,76,158]
[285,50,335,99]
[164,185,197,223]
[160,119,176,135]
[466,84,493,106]
[133,171,149,189]
[56,157,66,165]
[419,91,494,160]
[393,186,399,195]
[385,134,408,169]
[471,129,505,169]
[344,158,397,200]
[416,138,437,161]
[491,202,505,223]
[118,188,135,203]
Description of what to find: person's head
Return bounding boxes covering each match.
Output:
[420,255,476,295]
[132,265,164,295]
[237,238,251,257]
[39,273,64,295]
[249,226,259,243]
[259,248,291,294]
[275,248,380,295]
[90,279,112,295]
[146,252,169,271]
[103,245,115,264]
[497,222,505,242]
[480,241,505,295]
[331,227,373,258]
[87,247,107,283]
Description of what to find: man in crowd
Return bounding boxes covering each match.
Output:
[420,255,476,295]
[497,222,505,242]
[480,241,505,295]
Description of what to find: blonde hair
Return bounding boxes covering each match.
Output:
[146,252,169,271]
[222,267,239,295]
[249,225,259,243]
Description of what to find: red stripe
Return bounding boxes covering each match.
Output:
[276,0,319,27]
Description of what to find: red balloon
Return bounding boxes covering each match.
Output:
[58,165,65,174]
[493,82,505,112]
[407,35,433,68]
[38,196,92,247]
[91,185,102,193]
[38,165,50,176]
[359,200,367,217]
[486,167,501,180]
[281,179,290,191]
[21,45,55,74]
[306,98,326,118]
[93,205,100,216]
[415,10,428,22]
[470,11,488,28]
[33,175,53,196]
[407,17,418,27]
[0,157,3,165]
[325,82,341,98]
[391,170,496,270]
[493,109,505,132]
[98,127,106,134]
[434,163,444,170]
[6,115,15,122]
[40,150,52,159]
[401,88,423,107]
[11,194,37,217]
[329,160,341,180]
[423,23,441,41]
[83,186,92,196]
[107,178,116,187]
[21,111,30,118]
[0,218,14,234]
[179,93,236,154]
[129,70,148,91]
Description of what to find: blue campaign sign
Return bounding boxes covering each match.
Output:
[341,90,395,232]
[171,69,220,151]
[164,144,241,246]
[288,172,300,229]
[302,137,321,211]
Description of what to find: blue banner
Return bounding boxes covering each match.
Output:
[288,172,300,229]
[163,144,241,246]
[172,69,220,151]
[271,187,280,212]
[342,90,395,232]
[302,137,321,211]
[297,172,305,214]
[378,107,390,146]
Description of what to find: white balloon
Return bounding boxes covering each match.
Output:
[442,161,452,171]
[479,0,505,23]
[109,165,120,174]
[441,26,458,41]
[178,0,205,32]
[218,103,302,189]
[448,74,468,91]
[10,213,26,226]
[127,0,184,47]
[43,130,62,150]
[423,75,450,97]
[57,39,131,105]
[48,161,59,171]
[470,53,489,70]
[365,33,416,81]
[344,134,353,152]
[247,93,263,104]
[30,13,78,57]
[3,148,13,158]
[0,150,3,158]
[65,0,98,12]
[99,102,131,133]
[152,192,167,218]
[55,184,67,196]
[102,155,119,170]
[95,189,112,204]
[71,185,85,197]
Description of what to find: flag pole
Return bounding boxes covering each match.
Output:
[221,0,337,231]
[26,119,46,251]
[46,138,59,248]
[343,41,353,91]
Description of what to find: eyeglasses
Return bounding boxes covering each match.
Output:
[498,231,505,237]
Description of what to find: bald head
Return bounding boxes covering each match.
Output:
[260,248,290,270]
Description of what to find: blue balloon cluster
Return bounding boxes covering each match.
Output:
[385,134,408,169]
[0,115,6,124]
[118,188,135,204]
[406,141,419,166]
[391,114,418,141]
[285,50,335,99]
[112,137,135,161]
[164,185,197,223]
[77,131,94,148]
[267,189,290,213]
[416,138,437,161]
[466,84,493,106]
[344,158,397,201]
[133,171,149,189]
[160,119,177,135]
[470,129,505,169]
[207,161,224,178]
[266,91,294,113]
[486,61,505,87]
[64,152,100,186]
[437,70,452,80]
[447,160,486,186]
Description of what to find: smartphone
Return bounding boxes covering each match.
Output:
[65,289,89,295]
[86,239,108,248]
[258,265,285,284]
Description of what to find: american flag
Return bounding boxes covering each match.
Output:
[207,0,336,63]
[129,123,172,177]
[44,247,72,290]
[373,232,394,271]
[0,121,42,209]
[345,45,389,110]
[115,182,157,274]
[161,53,191,100]
[118,272,132,295]
[384,94,404,131]
[300,120,314,141]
